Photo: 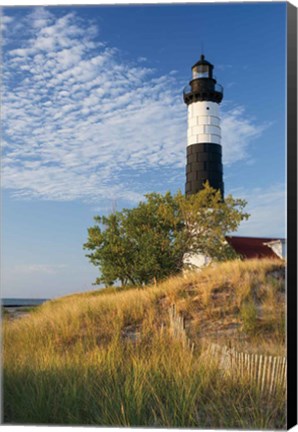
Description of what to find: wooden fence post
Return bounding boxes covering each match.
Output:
[168,307,286,395]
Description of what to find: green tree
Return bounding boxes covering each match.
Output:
[178,184,249,262]
[83,183,249,287]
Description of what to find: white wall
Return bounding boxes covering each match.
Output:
[187,101,221,146]
[264,239,287,259]
[183,251,212,269]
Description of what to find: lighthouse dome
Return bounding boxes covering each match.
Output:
[191,54,214,80]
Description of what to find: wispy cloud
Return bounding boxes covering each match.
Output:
[230,183,286,238]
[217,64,233,71]
[1,14,14,33]
[221,106,267,165]
[2,8,266,203]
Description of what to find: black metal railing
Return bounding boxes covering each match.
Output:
[183,82,223,97]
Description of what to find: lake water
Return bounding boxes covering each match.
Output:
[2,298,49,307]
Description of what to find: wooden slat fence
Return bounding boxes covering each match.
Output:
[168,305,286,395]
[208,343,286,394]
[168,304,195,353]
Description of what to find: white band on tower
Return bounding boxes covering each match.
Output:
[187,101,221,146]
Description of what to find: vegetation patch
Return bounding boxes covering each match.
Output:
[3,259,286,427]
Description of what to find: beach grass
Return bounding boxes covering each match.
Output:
[3,259,286,428]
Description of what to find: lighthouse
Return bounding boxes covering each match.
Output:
[183,55,224,197]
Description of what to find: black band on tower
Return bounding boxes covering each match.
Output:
[185,143,224,197]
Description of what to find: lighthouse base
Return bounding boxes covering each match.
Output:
[183,251,212,270]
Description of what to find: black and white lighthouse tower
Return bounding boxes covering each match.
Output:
[183,55,224,197]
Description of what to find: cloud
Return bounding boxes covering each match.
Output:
[217,64,233,71]
[221,106,267,165]
[230,183,286,238]
[1,14,14,32]
[2,8,266,204]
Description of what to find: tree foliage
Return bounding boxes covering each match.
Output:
[83,183,249,286]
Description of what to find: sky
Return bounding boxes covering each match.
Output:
[1,2,287,299]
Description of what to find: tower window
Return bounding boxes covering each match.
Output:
[192,64,211,79]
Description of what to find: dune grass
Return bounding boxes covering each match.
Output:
[2,259,286,428]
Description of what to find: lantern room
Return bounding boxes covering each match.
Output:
[191,54,214,79]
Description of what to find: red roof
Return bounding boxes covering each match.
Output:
[225,236,281,259]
